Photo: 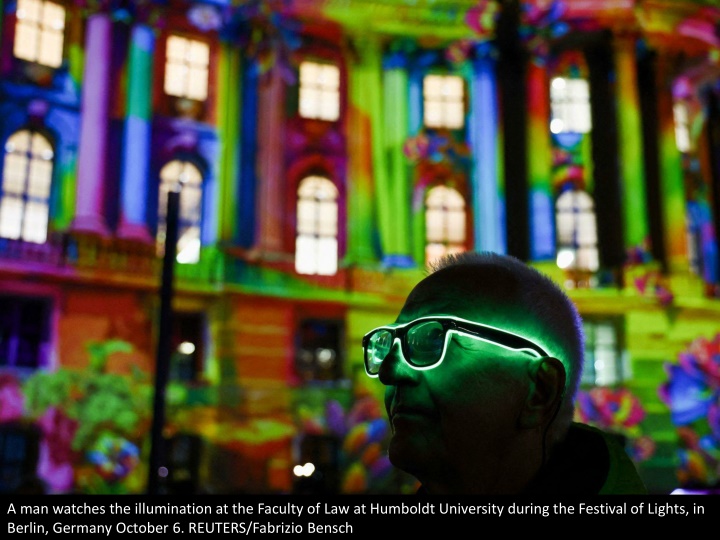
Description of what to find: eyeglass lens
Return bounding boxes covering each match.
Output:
[406,321,445,366]
[366,320,447,374]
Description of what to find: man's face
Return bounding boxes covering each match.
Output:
[378,276,534,492]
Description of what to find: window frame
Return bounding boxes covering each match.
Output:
[580,316,628,388]
[163,33,211,103]
[294,174,339,276]
[0,295,52,372]
[294,318,345,383]
[424,183,468,267]
[297,59,341,122]
[672,100,692,153]
[170,311,206,383]
[550,76,592,135]
[422,73,466,130]
[12,0,66,69]
[555,186,599,276]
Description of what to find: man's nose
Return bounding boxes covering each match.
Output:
[378,338,417,385]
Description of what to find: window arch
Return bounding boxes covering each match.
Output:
[425,185,466,267]
[555,188,599,273]
[295,175,338,276]
[0,129,54,244]
[13,0,65,68]
[157,160,203,264]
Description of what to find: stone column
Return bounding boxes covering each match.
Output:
[215,41,242,244]
[526,53,554,260]
[344,36,378,265]
[255,67,286,255]
[117,23,155,242]
[614,32,649,250]
[71,12,112,236]
[469,44,506,254]
[656,51,688,272]
[381,50,413,267]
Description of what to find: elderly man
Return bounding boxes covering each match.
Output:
[363,251,646,494]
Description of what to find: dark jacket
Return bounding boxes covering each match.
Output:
[523,422,648,495]
[416,422,648,495]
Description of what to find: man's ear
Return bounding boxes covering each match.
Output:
[517,357,566,430]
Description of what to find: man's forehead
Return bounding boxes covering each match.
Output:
[396,278,538,338]
[398,278,505,321]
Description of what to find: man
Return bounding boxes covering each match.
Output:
[363,251,647,494]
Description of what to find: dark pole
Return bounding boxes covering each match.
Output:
[706,88,720,291]
[497,0,530,261]
[148,187,180,495]
[586,32,625,280]
[637,48,667,273]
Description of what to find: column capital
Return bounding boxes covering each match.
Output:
[383,37,423,70]
[343,33,385,70]
[472,41,499,63]
[612,29,642,50]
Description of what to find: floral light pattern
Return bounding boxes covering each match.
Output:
[575,386,656,463]
[660,333,720,488]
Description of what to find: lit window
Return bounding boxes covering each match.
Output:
[299,61,340,121]
[555,189,599,272]
[423,74,465,129]
[550,77,591,134]
[425,185,466,266]
[673,102,691,153]
[13,0,65,68]
[0,295,51,371]
[1,130,53,244]
[581,317,627,387]
[171,312,205,382]
[295,319,343,382]
[164,35,209,101]
[295,176,338,276]
[0,424,42,493]
[157,160,203,264]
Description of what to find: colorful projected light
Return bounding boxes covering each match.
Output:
[660,333,720,488]
[575,386,655,463]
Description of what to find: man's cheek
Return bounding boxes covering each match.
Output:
[384,387,394,416]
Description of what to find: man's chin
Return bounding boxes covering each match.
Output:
[387,434,429,478]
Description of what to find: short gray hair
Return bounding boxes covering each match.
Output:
[429,251,585,406]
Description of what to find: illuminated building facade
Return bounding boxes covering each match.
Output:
[0,0,719,494]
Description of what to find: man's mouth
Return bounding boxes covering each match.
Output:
[390,404,433,420]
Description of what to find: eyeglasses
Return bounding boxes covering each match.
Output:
[362,315,550,378]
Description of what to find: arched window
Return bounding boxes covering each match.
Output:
[157,160,203,264]
[13,0,65,68]
[425,185,466,266]
[295,175,338,276]
[555,188,599,273]
[0,129,54,244]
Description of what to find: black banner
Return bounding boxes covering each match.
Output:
[2,494,718,536]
